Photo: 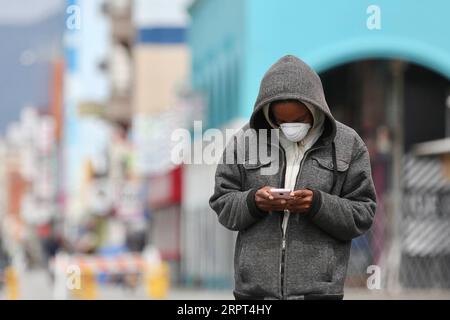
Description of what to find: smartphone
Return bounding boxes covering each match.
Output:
[269,188,292,199]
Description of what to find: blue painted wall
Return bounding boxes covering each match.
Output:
[188,0,246,128]
[243,0,450,119]
[189,0,450,126]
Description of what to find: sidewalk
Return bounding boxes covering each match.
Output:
[2,268,450,300]
[344,288,450,300]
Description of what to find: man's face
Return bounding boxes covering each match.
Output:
[270,100,313,127]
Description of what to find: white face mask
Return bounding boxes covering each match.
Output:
[280,122,312,142]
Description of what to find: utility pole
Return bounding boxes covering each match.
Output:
[385,60,406,293]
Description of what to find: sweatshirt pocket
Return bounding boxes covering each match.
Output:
[235,229,282,297]
[243,158,279,189]
[308,156,349,194]
[285,240,334,292]
[311,156,349,172]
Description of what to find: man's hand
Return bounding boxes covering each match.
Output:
[255,186,291,212]
[286,189,314,213]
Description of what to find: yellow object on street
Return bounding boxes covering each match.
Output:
[4,267,19,300]
[72,266,97,300]
[145,262,170,300]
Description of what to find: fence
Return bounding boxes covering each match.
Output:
[181,163,235,289]
[180,152,450,293]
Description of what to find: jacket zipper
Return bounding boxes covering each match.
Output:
[280,149,305,299]
[279,143,328,299]
[277,145,287,299]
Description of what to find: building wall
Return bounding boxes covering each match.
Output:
[131,0,190,285]
[133,45,189,114]
[64,0,112,222]
[188,0,450,290]
[243,0,450,119]
[190,0,450,126]
[188,0,246,129]
[131,1,189,176]
[133,0,190,116]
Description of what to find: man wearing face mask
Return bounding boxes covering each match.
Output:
[209,55,377,300]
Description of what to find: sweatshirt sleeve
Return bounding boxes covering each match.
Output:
[209,138,267,231]
[305,143,377,242]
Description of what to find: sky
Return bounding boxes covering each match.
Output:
[0,0,65,133]
[0,0,64,26]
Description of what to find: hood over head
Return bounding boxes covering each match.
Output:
[249,55,337,146]
[262,100,325,149]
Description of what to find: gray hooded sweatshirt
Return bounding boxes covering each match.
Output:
[209,55,377,300]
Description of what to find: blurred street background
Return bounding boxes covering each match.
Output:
[1,0,450,300]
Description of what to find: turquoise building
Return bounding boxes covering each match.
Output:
[186,0,450,290]
[188,0,450,127]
